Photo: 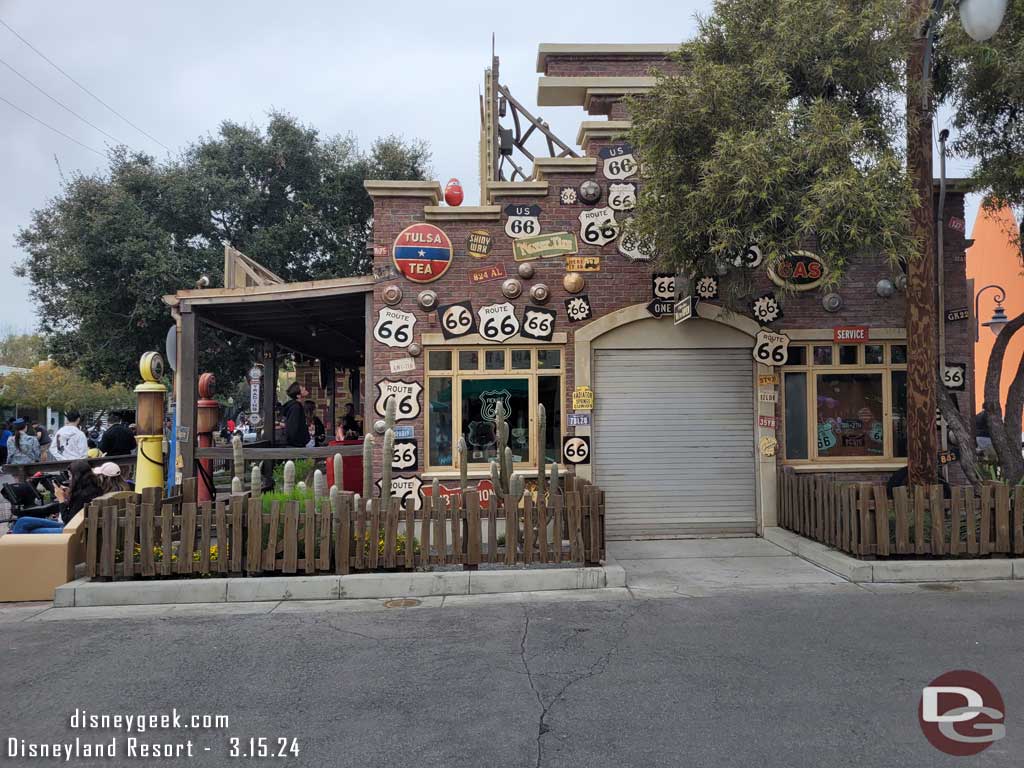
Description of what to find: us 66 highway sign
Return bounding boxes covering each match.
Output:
[562,436,591,465]
[752,330,791,367]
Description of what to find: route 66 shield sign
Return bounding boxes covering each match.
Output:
[617,217,654,261]
[437,301,476,340]
[373,307,417,348]
[607,183,637,211]
[375,475,423,510]
[504,204,541,239]
[478,302,520,343]
[520,305,557,342]
[374,380,423,420]
[564,294,593,323]
[599,143,638,180]
[579,207,619,246]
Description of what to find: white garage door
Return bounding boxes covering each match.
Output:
[593,348,756,539]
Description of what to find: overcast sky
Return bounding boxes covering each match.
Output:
[0,0,979,333]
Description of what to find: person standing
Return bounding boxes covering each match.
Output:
[304,401,326,447]
[282,382,310,447]
[0,419,12,465]
[52,410,89,461]
[33,422,51,461]
[6,418,41,465]
[98,412,136,456]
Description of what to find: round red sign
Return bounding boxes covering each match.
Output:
[392,223,453,283]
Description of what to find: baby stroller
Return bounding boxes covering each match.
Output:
[1,472,65,520]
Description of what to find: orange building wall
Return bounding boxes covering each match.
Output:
[965,205,1024,413]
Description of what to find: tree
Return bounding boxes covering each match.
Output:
[16,113,430,386]
[0,329,44,369]
[0,360,133,413]
[628,0,919,307]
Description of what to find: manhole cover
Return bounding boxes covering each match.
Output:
[384,598,421,608]
[919,583,959,592]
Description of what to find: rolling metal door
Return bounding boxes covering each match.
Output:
[593,348,756,539]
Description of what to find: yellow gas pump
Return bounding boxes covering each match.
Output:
[134,352,167,491]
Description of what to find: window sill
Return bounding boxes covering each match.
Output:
[786,461,907,473]
[423,469,567,481]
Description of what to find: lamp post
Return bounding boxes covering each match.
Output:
[905,0,1007,485]
[975,284,1009,340]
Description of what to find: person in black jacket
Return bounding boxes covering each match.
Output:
[13,459,104,531]
[282,382,310,447]
[98,413,136,456]
[304,400,326,447]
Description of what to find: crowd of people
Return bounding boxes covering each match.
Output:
[1,411,137,466]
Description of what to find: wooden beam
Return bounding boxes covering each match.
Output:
[363,292,374,440]
[195,445,363,460]
[262,344,277,446]
[178,308,198,481]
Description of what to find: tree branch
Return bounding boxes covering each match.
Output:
[983,310,1024,485]
[937,374,981,486]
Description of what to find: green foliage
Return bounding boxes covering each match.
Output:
[0,360,133,411]
[272,458,315,489]
[0,330,44,369]
[259,487,327,515]
[628,0,919,308]
[15,112,430,386]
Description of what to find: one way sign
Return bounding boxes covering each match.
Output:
[646,299,674,318]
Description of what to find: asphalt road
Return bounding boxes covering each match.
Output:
[3,585,1022,768]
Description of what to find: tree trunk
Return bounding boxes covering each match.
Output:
[936,376,981,486]
[984,311,1024,485]
[999,349,1024,485]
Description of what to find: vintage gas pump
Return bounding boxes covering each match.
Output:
[196,373,220,502]
[134,352,167,491]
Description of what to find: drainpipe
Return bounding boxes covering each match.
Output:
[937,128,949,480]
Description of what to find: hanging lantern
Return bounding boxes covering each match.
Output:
[959,0,1007,41]
[444,178,464,207]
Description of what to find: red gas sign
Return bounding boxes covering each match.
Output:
[834,326,869,343]
[422,479,496,505]
[392,223,453,283]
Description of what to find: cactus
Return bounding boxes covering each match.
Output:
[231,477,242,495]
[502,446,513,494]
[458,436,468,494]
[381,428,395,503]
[432,478,440,509]
[489,460,501,494]
[537,404,547,500]
[329,485,339,522]
[385,395,397,431]
[510,473,524,501]
[549,460,559,497]
[251,463,262,497]
[231,434,244,487]
[296,481,307,494]
[313,469,327,502]
[362,434,374,499]
[283,460,296,494]
[332,452,343,493]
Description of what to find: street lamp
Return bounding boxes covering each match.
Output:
[975,284,1009,341]
[959,0,1009,42]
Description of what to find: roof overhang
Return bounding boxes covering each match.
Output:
[536,44,678,73]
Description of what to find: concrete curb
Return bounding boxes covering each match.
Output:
[52,566,618,607]
[763,527,1024,583]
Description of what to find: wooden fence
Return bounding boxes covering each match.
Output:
[85,478,606,581]
[778,470,1024,558]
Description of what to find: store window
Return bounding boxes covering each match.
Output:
[782,342,907,462]
[426,346,562,471]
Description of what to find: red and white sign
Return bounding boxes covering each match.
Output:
[392,223,453,283]
[834,326,869,343]
[422,479,496,506]
[758,415,777,429]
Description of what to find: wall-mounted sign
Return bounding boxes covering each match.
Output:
[373,307,417,348]
[617,219,655,262]
[393,425,414,440]
[834,326,869,343]
[732,244,763,269]
[566,255,601,272]
[946,307,969,322]
[599,143,637,180]
[948,216,966,233]
[389,357,416,374]
[565,295,593,323]
[391,439,418,471]
[758,374,779,387]
[767,250,826,291]
[504,204,541,239]
[374,380,423,420]
[562,436,591,465]
[695,276,719,300]
[478,302,519,343]
[579,207,619,246]
[520,306,557,342]
[673,296,693,325]
[372,263,401,282]
[817,423,837,451]
[758,391,778,404]
[373,244,389,259]
[751,293,783,324]
[438,301,477,340]
[652,273,675,300]
[467,230,492,259]
[392,223,453,283]
[559,186,578,205]
[567,412,591,428]
[753,330,791,367]
[470,263,507,284]
[647,299,674,318]
[943,363,966,392]
[608,182,637,211]
[759,436,778,457]
[758,415,777,429]
[512,231,578,261]
[938,448,959,466]
[374,475,423,510]
[423,478,496,506]
[572,386,595,411]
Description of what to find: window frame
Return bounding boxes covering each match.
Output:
[781,341,907,464]
[425,345,564,473]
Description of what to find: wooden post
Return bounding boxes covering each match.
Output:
[261,343,277,445]
[178,307,198,483]
[363,292,374,439]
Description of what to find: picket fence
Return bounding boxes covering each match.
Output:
[778,470,1024,558]
[85,478,606,580]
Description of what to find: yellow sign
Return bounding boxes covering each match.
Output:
[572,385,595,411]
[566,256,601,272]
[758,374,779,387]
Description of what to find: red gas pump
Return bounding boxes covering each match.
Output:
[196,373,220,502]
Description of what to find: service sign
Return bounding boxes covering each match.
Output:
[943,363,966,392]
[599,143,638,180]
[753,330,791,367]
[565,294,593,323]
[391,439,418,471]
[567,412,591,428]
[652,273,675,300]
[375,475,423,511]
[437,301,477,340]
[520,305,557,342]
[562,435,591,465]
[565,255,601,272]
[578,207,619,246]
[608,182,637,211]
[767,250,826,291]
[946,307,969,322]
[392,223,453,283]
[504,204,541,239]
[374,380,423,420]
[373,307,417,348]
[834,326,869,343]
[572,385,595,411]
[478,302,519,343]
[389,357,416,374]
[466,230,492,259]
[512,231,578,262]
[470,263,507,284]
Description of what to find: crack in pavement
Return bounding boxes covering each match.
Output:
[519,602,641,768]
